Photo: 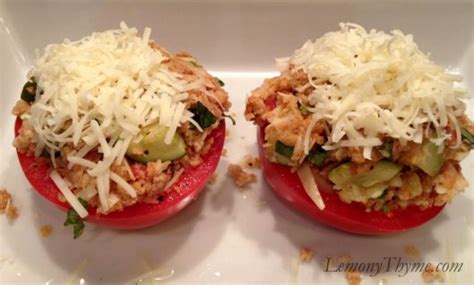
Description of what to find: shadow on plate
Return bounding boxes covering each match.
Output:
[2,154,234,284]
[235,173,471,282]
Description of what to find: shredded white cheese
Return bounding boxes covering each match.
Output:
[50,170,88,218]
[297,164,325,210]
[26,22,208,213]
[279,23,469,160]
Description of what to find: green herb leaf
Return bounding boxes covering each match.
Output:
[378,190,387,199]
[461,128,474,144]
[190,102,217,129]
[306,147,327,166]
[223,113,236,125]
[382,204,390,213]
[189,60,201,68]
[21,81,37,103]
[64,198,88,239]
[379,141,393,158]
[214,77,225,87]
[275,141,294,158]
[297,102,310,116]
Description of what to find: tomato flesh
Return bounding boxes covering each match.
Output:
[257,127,444,234]
[15,118,225,229]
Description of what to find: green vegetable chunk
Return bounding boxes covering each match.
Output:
[328,160,403,203]
[127,123,186,162]
[297,102,310,116]
[21,81,37,102]
[379,141,393,158]
[275,141,294,158]
[215,77,225,87]
[461,128,474,144]
[409,141,445,176]
[306,147,327,166]
[190,102,217,129]
[64,198,88,239]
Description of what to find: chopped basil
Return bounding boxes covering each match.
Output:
[21,81,37,103]
[223,113,236,125]
[275,141,294,158]
[190,102,217,129]
[215,77,225,87]
[64,198,88,239]
[189,60,201,68]
[461,128,474,144]
[306,147,327,166]
[378,190,387,199]
[381,204,390,213]
[297,102,310,116]
[379,141,393,158]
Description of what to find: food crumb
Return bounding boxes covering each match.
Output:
[221,148,228,157]
[0,188,18,221]
[422,263,445,283]
[299,247,314,263]
[405,244,420,257]
[39,224,53,237]
[208,173,218,185]
[227,164,257,188]
[338,255,352,263]
[345,271,362,285]
[11,100,31,116]
[241,154,261,169]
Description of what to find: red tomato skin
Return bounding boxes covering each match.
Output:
[257,127,444,234]
[15,118,225,229]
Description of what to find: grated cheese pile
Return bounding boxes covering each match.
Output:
[277,23,469,159]
[23,22,207,217]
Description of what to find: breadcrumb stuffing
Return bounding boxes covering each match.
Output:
[299,247,314,263]
[422,263,445,283]
[0,188,18,221]
[405,244,420,257]
[40,224,53,237]
[345,271,362,285]
[11,100,31,116]
[241,154,261,169]
[227,164,257,188]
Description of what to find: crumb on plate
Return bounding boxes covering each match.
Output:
[422,263,445,283]
[208,173,217,185]
[0,188,18,220]
[345,271,362,285]
[227,164,257,188]
[241,154,261,169]
[222,148,228,157]
[299,247,314,263]
[338,255,352,263]
[40,224,53,237]
[405,244,420,257]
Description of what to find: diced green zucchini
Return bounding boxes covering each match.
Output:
[126,123,186,162]
[409,141,444,176]
[328,160,402,187]
[353,161,403,187]
[328,160,402,203]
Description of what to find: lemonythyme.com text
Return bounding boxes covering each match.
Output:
[324,257,463,277]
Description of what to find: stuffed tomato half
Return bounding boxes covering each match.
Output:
[246,23,474,234]
[12,23,230,234]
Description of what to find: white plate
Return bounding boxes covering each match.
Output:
[1,1,473,284]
